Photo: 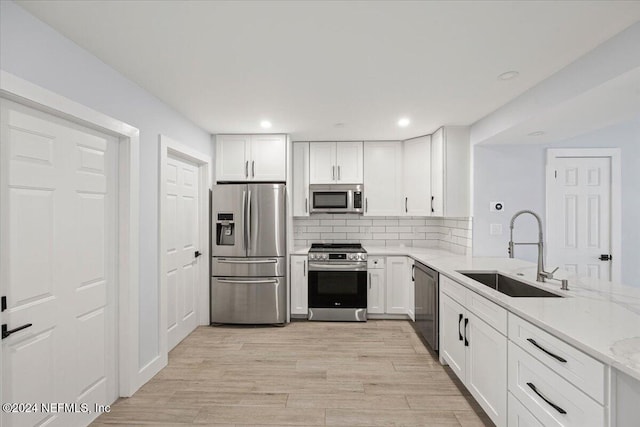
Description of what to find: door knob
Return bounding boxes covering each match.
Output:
[2,323,33,339]
[599,254,612,261]
[194,250,202,258]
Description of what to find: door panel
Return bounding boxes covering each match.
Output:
[439,293,465,381]
[367,269,385,314]
[166,154,200,350]
[548,156,612,280]
[211,277,286,324]
[1,99,117,426]
[364,141,402,215]
[211,184,247,257]
[247,183,286,257]
[335,141,363,184]
[292,143,310,216]
[216,135,248,181]
[403,136,432,216]
[249,135,286,181]
[309,142,336,184]
[430,128,444,216]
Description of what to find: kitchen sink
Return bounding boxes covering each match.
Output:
[457,272,563,298]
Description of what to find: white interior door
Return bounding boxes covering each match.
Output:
[1,99,117,426]
[547,156,612,280]
[165,154,200,350]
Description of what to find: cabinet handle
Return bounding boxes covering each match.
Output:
[305,197,308,213]
[365,198,368,213]
[332,166,335,180]
[245,161,249,178]
[458,313,463,341]
[405,197,408,213]
[431,196,435,213]
[368,273,371,289]
[2,323,33,339]
[338,165,341,180]
[464,318,469,346]
[527,382,567,415]
[411,265,415,281]
[526,338,567,363]
[303,260,306,276]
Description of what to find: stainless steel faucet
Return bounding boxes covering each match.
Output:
[508,210,569,290]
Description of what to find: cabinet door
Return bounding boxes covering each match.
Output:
[407,259,415,321]
[249,134,286,181]
[336,141,363,183]
[309,142,336,184]
[403,136,431,216]
[430,127,444,216]
[363,141,402,216]
[216,134,249,182]
[440,293,466,382]
[290,255,308,315]
[367,268,385,314]
[385,257,408,314]
[292,143,310,216]
[466,311,507,427]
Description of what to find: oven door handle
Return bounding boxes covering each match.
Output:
[308,262,367,271]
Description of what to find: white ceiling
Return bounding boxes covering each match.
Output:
[17,1,640,140]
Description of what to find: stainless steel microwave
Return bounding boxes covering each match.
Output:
[309,184,364,214]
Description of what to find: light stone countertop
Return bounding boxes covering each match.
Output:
[291,245,640,381]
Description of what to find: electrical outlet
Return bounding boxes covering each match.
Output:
[490,201,505,212]
[490,224,503,235]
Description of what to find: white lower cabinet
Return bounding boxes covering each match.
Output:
[508,342,605,427]
[290,255,308,316]
[367,258,386,314]
[385,256,408,314]
[440,287,507,426]
[465,311,507,426]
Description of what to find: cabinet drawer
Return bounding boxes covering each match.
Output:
[508,392,544,427]
[440,275,466,302]
[465,290,507,335]
[367,257,385,269]
[508,313,605,404]
[508,342,605,427]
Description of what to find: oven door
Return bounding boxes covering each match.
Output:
[308,263,367,308]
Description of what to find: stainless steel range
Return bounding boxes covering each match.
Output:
[307,243,368,322]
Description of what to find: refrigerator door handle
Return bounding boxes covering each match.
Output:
[217,258,278,264]
[217,279,278,285]
[241,190,247,251]
[246,190,252,252]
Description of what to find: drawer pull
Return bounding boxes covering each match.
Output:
[527,382,567,415]
[458,313,463,341]
[464,318,469,346]
[527,338,567,363]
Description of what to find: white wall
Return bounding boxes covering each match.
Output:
[0,2,213,369]
[473,119,640,286]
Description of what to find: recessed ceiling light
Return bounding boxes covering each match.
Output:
[260,120,272,129]
[498,71,520,81]
[397,118,410,127]
[528,131,545,137]
[334,123,345,128]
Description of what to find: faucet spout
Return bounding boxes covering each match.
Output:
[508,210,545,282]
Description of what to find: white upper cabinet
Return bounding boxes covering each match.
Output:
[363,141,402,216]
[216,134,286,182]
[402,135,432,216]
[309,141,363,184]
[216,134,250,181]
[430,127,470,217]
[292,142,310,217]
[336,141,364,183]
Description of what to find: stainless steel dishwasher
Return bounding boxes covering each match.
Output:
[414,262,439,351]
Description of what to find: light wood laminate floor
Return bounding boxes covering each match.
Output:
[93,320,493,426]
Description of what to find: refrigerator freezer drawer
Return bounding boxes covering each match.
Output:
[213,257,285,277]
[211,277,286,324]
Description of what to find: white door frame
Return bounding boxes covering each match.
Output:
[159,135,211,363]
[0,71,140,397]
[545,148,622,282]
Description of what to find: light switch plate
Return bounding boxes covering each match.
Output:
[490,201,505,212]
[490,223,503,235]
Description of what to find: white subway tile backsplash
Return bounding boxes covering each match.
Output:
[293,215,472,254]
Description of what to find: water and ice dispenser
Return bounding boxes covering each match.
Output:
[215,213,235,246]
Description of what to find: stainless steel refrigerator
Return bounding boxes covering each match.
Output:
[211,183,286,324]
